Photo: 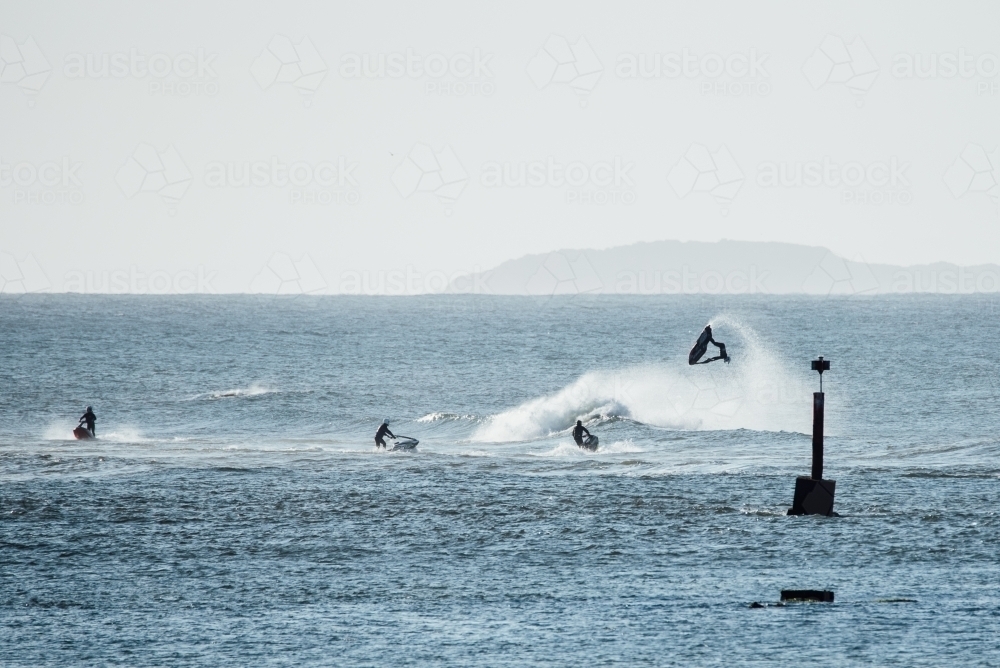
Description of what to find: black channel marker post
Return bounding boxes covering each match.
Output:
[788,357,836,516]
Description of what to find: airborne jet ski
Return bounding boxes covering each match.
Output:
[390,435,419,451]
[688,325,730,365]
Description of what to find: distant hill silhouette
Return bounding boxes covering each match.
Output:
[477,240,1000,295]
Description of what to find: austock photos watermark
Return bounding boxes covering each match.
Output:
[392,143,467,213]
[116,144,192,212]
[1,156,85,205]
[251,35,327,104]
[0,252,50,294]
[393,146,634,208]
[117,147,361,207]
[249,257,493,297]
[803,35,879,105]
[480,156,636,205]
[250,253,327,295]
[204,156,360,205]
[944,143,998,210]
[615,47,771,97]
[804,38,1000,100]
[524,252,603,298]
[615,266,771,294]
[612,264,1000,296]
[63,266,217,294]
[338,266,491,295]
[668,144,743,214]
[527,34,603,105]
[340,48,495,97]
[756,156,912,205]
[0,34,51,101]
[892,48,1000,96]
[64,48,219,96]
[889,266,1000,294]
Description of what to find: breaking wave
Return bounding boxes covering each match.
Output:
[473,315,810,442]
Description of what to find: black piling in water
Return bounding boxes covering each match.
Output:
[811,390,824,481]
[788,357,836,516]
[750,590,836,607]
[781,590,834,603]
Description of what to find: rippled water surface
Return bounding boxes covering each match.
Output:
[2,295,999,665]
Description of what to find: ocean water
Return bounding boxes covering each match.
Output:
[2,294,999,665]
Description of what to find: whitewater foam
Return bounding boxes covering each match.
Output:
[473,316,810,442]
[531,441,594,458]
[417,412,477,423]
[98,428,147,443]
[600,439,644,454]
[207,384,274,400]
[43,422,147,442]
[43,421,78,441]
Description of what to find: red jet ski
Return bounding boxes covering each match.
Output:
[73,426,94,440]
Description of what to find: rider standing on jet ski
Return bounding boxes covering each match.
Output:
[374,419,395,449]
[572,420,592,446]
[79,406,96,437]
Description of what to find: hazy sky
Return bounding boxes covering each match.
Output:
[1,1,999,293]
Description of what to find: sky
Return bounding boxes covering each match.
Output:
[1,0,999,294]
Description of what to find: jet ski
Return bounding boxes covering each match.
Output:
[579,434,599,452]
[73,426,94,440]
[689,325,730,365]
[390,435,419,451]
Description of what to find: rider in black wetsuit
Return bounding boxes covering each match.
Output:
[690,325,730,364]
[374,419,394,449]
[79,406,96,437]
[572,420,591,446]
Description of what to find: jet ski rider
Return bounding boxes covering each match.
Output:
[690,325,730,365]
[375,418,395,449]
[79,406,96,437]
[572,420,591,446]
